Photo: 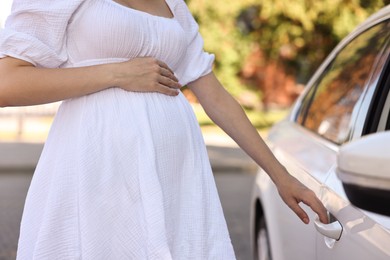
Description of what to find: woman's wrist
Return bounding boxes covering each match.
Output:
[101,62,122,89]
[265,161,292,188]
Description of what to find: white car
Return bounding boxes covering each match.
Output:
[250,5,390,260]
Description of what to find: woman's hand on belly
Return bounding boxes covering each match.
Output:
[0,56,180,107]
[112,57,181,96]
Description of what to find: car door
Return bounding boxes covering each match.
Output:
[308,20,390,260]
[255,14,390,260]
[260,122,336,260]
[258,18,390,260]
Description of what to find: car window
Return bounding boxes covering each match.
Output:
[387,112,390,130]
[296,21,390,144]
[378,90,390,131]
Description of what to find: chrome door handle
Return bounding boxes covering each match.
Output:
[314,215,343,241]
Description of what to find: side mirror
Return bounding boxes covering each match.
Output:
[337,131,390,216]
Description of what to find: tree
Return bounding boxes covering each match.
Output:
[187,0,388,108]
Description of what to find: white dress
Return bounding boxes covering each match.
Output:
[0,0,236,259]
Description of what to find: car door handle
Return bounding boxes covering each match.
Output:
[314,215,343,241]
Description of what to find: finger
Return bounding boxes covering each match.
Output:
[157,60,175,75]
[159,75,182,89]
[155,84,180,96]
[301,195,329,224]
[160,67,179,82]
[288,200,310,224]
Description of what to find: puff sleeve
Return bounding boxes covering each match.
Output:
[173,0,215,86]
[0,0,84,68]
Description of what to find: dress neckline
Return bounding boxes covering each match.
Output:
[108,0,175,20]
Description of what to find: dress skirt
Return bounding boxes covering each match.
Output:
[16,88,236,259]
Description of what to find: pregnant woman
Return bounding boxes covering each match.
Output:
[0,0,327,259]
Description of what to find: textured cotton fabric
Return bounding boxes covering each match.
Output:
[0,0,236,259]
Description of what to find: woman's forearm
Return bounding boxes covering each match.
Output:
[190,72,329,224]
[189,73,289,186]
[0,57,115,107]
[0,57,181,107]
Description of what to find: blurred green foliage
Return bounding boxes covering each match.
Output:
[187,0,256,96]
[192,103,288,129]
[187,0,388,96]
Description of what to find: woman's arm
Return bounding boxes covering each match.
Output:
[189,72,328,224]
[0,57,181,107]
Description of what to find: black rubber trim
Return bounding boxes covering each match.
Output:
[386,111,390,130]
[343,183,390,216]
[363,51,390,135]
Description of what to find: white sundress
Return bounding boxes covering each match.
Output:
[0,0,236,259]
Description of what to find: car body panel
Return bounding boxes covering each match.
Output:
[268,121,337,182]
[253,169,317,260]
[317,173,390,260]
[251,121,337,260]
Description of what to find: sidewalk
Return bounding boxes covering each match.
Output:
[202,126,258,173]
[0,126,258,173]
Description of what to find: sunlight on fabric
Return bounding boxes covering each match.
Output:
[0,0,12,28]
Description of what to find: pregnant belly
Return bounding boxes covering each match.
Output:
[53,88,200,152]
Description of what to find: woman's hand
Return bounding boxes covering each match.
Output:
[113,57,181,96]
[276,173,329,224]
[0,56,181,107]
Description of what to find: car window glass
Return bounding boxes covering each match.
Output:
[296,21,390,144]
[387,111,390,130]
[383,96,390,131]
[377,87,390,131]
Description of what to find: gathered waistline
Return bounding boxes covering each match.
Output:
[64,58,129,68]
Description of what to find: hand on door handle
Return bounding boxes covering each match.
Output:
[314,214,343,241]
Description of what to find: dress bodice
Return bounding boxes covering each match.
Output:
[0,0,214,85]
[66,0,188,71]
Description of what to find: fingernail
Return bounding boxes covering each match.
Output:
[303,218,309,224]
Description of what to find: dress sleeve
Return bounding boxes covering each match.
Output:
[0,0,84,68]
[172,0,215,86]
